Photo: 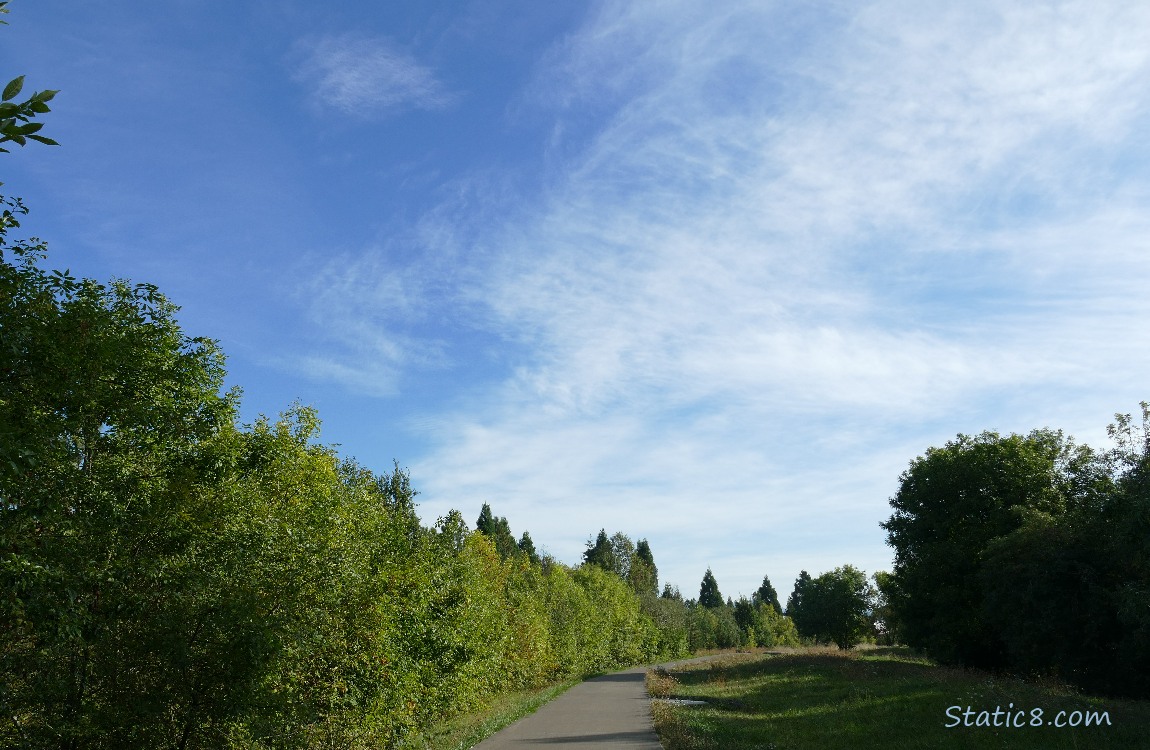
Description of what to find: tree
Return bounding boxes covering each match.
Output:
[753,574,781,612]
[882,429,1085,668]
[608,531,635,580]
[627,538,658,595]
[474,503,518,558]
[799,565,875,650]
[491,515,519,559]
[476,503,496,535]
[785,571,811,621]
[517,531,539,564]
[698,568,723,609]
[583,529,614,571]
[871,571,902,645]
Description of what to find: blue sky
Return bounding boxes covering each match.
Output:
[4,1,1150,601]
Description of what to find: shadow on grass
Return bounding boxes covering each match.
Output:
[659,650,1150,750]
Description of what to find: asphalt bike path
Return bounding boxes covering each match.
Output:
[471,656,725,749]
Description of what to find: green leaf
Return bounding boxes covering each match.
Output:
[27,134,58,146]
[2,75,23,102]
[33,89,58,102]
[14,122,42,135]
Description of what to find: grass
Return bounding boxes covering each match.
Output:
[647,647,1150,749]
[401,676,583,750]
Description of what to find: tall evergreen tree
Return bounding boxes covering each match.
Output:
[698,568,723,609]
[753,574,782,612]
[475,503,496,536]
[583,529,615,571]
[628,539,658,595]
[492,516,519,559]
[517,531,539,564]
[786,570,812,627]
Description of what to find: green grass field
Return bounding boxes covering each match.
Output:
[647,648,1150,749]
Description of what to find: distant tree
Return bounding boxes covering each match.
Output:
[628,539,659,595]
[609,532,635,579]
[871,571,902,645]
[686,600,741,650]
[475,503,496,536]
[732,596,758,643]
[753,574,782,613]
[491,516,519,559]
[660,583,683,602]
[474,503,518,559]
[800,565,875,650]
[698,568,723,609]
[786,570,811,620]
[517,531,540,564]
[583,529,615,572]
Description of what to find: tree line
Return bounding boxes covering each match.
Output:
[1,41,693,747]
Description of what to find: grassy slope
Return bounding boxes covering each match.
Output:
[648,647,1150,749]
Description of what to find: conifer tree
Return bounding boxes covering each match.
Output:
[628,539,658,595]
[475,503,496,536]
[786,570,813,633]
[583,529,615,571]
[754,574,782,612]
[492,516,519,559]
[517,531,539,564]
[699,568,723,609]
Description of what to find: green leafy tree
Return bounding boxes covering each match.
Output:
[882,429,1085,668]
[698,568,723,609]
[871,571,902,645]
[800,565,875,649]
[976,406,1150,697]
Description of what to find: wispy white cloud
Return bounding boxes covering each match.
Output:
[295,33,453,117]
[309,1,1150,597]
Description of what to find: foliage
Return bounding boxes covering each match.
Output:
[882,413,1150,697]
[871,571,901,645]
[627,539,658,596]
[698,568,723,609]
[786,566,875,649]
[517,531,539,564]
[752,574,781,613]
[0,201,680,746]
[582,529,614,571]
[685,602,742,650]
[881,429,1084,668]
[0,3,59,162]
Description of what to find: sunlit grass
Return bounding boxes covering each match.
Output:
[649,648,1150,749]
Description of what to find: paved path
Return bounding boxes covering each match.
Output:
[470,666,663,749]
